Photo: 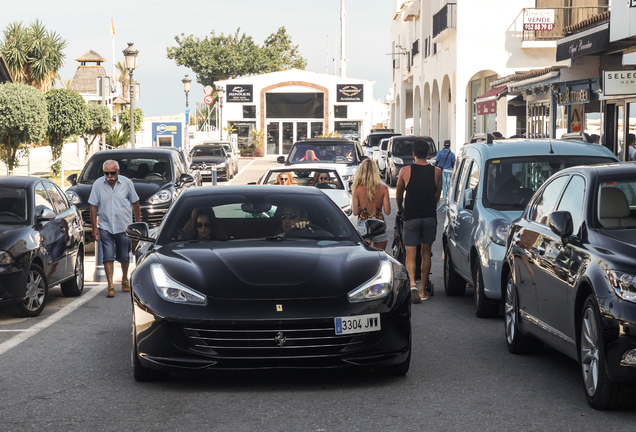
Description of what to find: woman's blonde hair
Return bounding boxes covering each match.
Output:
[352,159,380,201]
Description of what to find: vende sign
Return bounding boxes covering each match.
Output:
[524,9,555,31]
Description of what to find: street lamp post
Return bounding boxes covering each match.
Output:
[182,75,192,150]
[216,86,225,139]
[123,42,139,148]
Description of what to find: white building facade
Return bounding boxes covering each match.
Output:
[389,0,577,150]
[216,69,375,156]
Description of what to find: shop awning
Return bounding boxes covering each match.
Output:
[476,85,507,115]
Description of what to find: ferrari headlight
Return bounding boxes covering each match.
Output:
[393,157,404,165]
[341,204,352,216]
[148,190,172,205]
[609,270,636,303]
[65,190,81,205]
[348,260,393,302]
[0,250,15,265]
[489,218,511,246]
[150,263,207,305]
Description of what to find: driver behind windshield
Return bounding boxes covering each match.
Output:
[277,204,310,234]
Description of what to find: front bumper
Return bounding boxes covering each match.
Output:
[0,263,29,305]
[480,241,506,300]
[600,299,636,383]
[131,283,411,371]
[199,167,228,179]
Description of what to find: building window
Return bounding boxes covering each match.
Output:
[266,93,324,119]
[334,105,348,118]
[243,105,256,119]
[470,75,498,136]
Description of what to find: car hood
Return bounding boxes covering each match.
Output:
[0,224,34,258]
[482,207,524,223]
[69,180,172,208]
[155,241,380,300]
[594,229,636,269]
[192,156,226,165]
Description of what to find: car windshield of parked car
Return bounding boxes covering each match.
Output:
[288,143,355,164]
[392,140,415,156]
[192,147,225,157]
[367,134,398,147]
[80,155,172,182]
[264,169,344,189]
[483,155,616,210]
[380,140,389,151]
[0,188,27,224]
[597,178,636,229]
[159,192,357,244]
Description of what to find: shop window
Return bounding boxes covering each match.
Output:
[584,100,601,144]
[556,105,568,138]
[334,106,347,119]
[266,93,324,119]
[243,106,256,119]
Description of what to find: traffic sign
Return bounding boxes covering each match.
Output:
[204,94,214,105]
[203,85,213,95]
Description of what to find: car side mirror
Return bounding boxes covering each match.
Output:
[347,181,353,192]
[358,219,386,240]
[125,222,155,243]
[190,163,200,171]
[464,188,474,210]
[179,173,195,186]
[36,206,56,222]
[549,211,574,241]
[276,156,285,164]
[67,173,78,186]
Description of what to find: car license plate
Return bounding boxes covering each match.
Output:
[200,170,211,174]
[335,313,381,335]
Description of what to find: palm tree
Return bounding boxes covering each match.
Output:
[56,73,71,89]
[116,61,129,97]
[0,20,67,92]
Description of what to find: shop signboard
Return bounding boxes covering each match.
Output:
[523,9,554,31]
[611,0,636,42]
[603,71,636,96]
[227,84,253,103]
[152,122,183,148]
[337,84,364,102]
[556,24,609,61]
[555,87,590,105]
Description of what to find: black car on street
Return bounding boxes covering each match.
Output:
[0,177,84,317]
[126,186,411,381]
[190,144,233,181]
[65,148,196,242]
[503,162,636,410]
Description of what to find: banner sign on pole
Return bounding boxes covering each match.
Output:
[523,9,555,31]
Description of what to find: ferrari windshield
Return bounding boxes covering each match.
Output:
[159,191,358,244]
[288,143,355,164]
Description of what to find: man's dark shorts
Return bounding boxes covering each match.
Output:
[404,217,437,246]
[99,228,131,263]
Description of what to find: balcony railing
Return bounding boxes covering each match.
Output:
[433,3,457,39]
[522,6,609,42]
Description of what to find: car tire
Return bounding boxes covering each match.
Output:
[444,244,466,296]
[580,295,634,410]
[473,263,499,318]
[61,250,84,297]
[132,324,169,382]
[9,263,47,318]
[379,324,411,376]
[504,272,542,354]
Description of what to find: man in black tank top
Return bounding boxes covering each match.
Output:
[395,139,442,303]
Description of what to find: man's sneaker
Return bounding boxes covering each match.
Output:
[410,287,421,304]
[107,287,116,298]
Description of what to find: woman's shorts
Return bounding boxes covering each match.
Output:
[357,220,389,243]
[99,228,131,263]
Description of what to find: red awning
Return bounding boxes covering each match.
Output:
[476,85,507,115]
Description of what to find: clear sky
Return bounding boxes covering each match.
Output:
[2,0,394,117]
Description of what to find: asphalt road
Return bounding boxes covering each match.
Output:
[0,157,634,431]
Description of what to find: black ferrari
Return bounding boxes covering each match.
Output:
[126,186,411,381]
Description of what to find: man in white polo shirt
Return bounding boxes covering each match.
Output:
[89,159,141,298]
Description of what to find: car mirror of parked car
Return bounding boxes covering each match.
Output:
[66,173,78,186]
[277,156,286,164]
[36,207,56,222]
[189,163,200,171]
[549,211,574,241]
[179,173,195,186]
[358,219,386,240]
[126,222,155,244]
[464,188,475,210]
[347,181,353,192]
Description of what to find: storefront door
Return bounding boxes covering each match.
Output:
[282,122,294,154]
[267,122,279,155]
[265,121,324,155]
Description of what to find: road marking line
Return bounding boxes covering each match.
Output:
[0,285,106,356]
[0,329,37,332]
[226,159,257,185]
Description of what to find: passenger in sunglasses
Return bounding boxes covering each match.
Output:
[179,207,226,240]
[275,172,297,185]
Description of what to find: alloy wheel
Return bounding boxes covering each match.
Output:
[24,269,45,311]
[504,277,516,345]
[75,254,84,288]
[581,307,600,396]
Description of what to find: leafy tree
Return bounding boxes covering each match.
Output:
[81,102,111,159]
[45,89,88,175]
[120,107,143,133]
[0,83,48,173]
[105,126,129,148]
[0,20,67,92]
[116,61,129,97]
[166,26,306,88]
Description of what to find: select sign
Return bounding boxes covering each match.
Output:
[337,84,364,102]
